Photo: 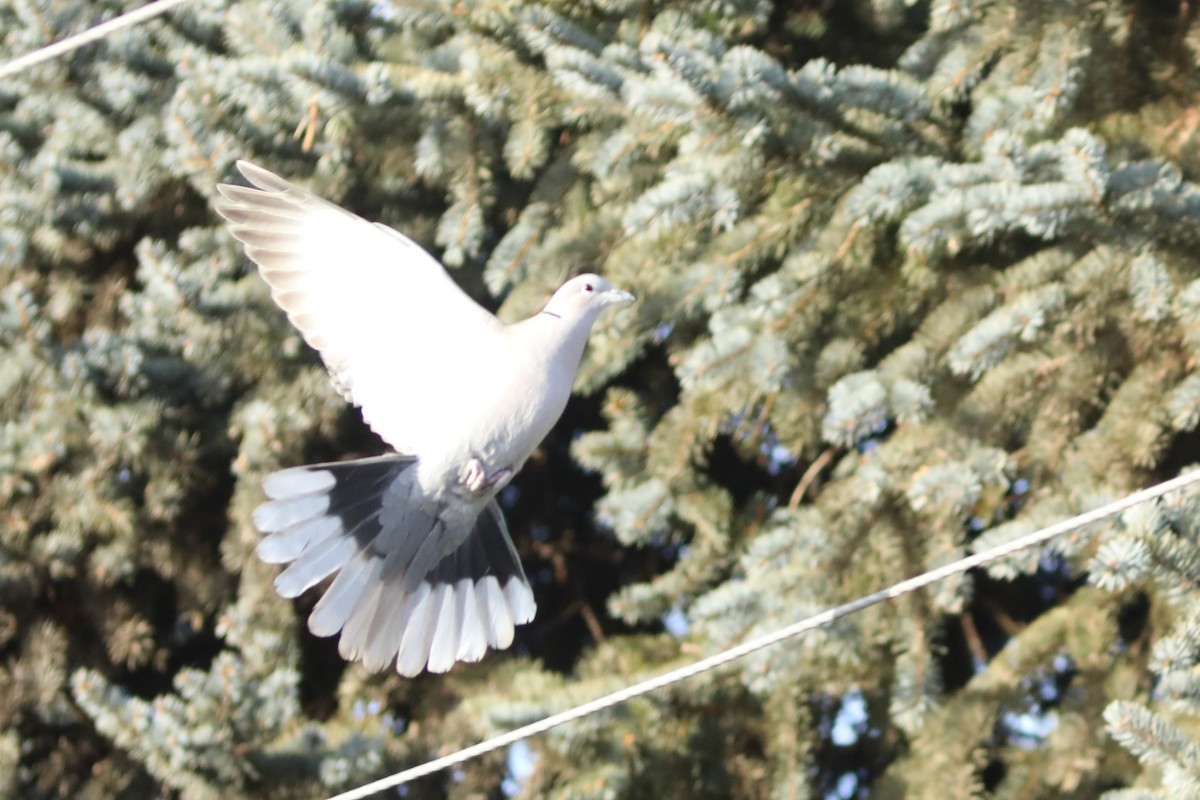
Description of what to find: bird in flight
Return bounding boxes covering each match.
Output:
[214,161,634,676]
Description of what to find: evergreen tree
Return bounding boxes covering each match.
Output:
[3,0,1200,798]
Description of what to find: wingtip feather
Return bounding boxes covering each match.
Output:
[236,160,283,189]
[257,515,341,564]
[456,579,488,663]
[479,576,515,650]
[253,493,331,533]
[395,584,437,677]
[504,579,538,625]
[425,584,461,674]
[262,468,336,499]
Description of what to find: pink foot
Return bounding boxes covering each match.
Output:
[488,468,513,490]
[461,459,487,492]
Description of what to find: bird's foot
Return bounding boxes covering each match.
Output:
[488,467,513,490]
[461,458,487,492]
[460,459,514,493]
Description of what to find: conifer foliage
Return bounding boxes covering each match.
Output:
[3,0,1200,797]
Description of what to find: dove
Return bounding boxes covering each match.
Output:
[214,161,634,676]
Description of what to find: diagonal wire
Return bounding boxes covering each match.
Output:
[1,4,1195,796]
[0,0,192,80]
[327,468,1200,800]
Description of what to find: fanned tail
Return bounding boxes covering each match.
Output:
[252,454,536,676]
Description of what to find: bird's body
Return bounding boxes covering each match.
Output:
[412,311,586,499]
[214,161,633,676]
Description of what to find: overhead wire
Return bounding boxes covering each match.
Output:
[0,0,192,80]
[3,6,1196,800]
[326,468,1200,800]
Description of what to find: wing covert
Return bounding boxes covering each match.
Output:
[214,161,502,453]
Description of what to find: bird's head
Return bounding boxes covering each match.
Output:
[541,274,635,322]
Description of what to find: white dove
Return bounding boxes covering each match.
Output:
[214,161,634,676]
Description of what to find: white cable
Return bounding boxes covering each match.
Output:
[327,468,1200,800]
[13,1,1191,793]
[0,0,192,80]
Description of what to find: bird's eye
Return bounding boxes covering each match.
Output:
[584,283,594,292]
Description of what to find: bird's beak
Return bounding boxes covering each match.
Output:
[604,288,636,307]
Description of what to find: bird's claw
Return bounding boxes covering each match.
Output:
[462,459,487,492]
[461,459,514,493]
[489,467,514,490]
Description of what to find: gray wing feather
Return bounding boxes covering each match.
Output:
[257,515,339,564]
[340,577,388,662]
[308,552,378,637]
[252,453,536,675]
[455,580,488,662]
[480,577,515,649]
[395,585,436,677]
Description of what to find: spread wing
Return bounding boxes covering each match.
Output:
[214,161,502,454]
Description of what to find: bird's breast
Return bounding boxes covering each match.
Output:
[413,341,576,500]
